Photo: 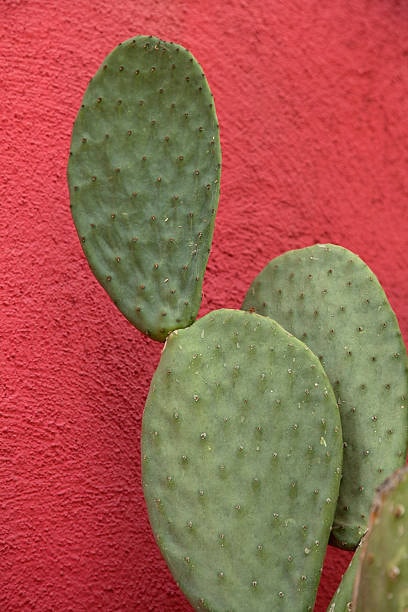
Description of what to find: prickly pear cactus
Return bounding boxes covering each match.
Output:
[242,244,408,550]
[352,465,408,611]
[68,35,221,341]
[142,309,343,610]
[327,546,361,611]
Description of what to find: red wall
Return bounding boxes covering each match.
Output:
[2,1,407,609]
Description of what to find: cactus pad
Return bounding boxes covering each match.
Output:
[352,465,408,610]
[68,35,221,341]
[142,309,342,610]
[242,244,408,550]
[327,546,361,611]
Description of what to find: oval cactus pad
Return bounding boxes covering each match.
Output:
[242,244,408,550]
[68,36,221,341]
[142,309,342,610]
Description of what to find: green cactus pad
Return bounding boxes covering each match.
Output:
[352,465,408,610]
[142,309,342,611]
[242,244,408,550]
[327,546,361,611]
[68,36,221,341]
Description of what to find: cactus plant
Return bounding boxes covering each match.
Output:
[242,243,408,550]
[142,308,343,611]
[68,37,408,611]
[327,545,361,611]
[352,464,408,610]
[68,35,221,341]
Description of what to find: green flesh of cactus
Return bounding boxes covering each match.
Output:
[242,244,408,550]
[142,309,343,611]
[68,35,221,341]
[327,546,361,611]
[352,465,408,611]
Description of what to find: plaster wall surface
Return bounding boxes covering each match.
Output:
[1,1,407,610]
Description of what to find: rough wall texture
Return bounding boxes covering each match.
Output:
[1,0,407,610]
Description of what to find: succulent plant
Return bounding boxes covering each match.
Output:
[68,35,221,341]
[242,243,408,550]
[351,464,408,611]
[68,37,408,611]
[142,308,343,610]
[328,466,408,611]
[327,545,361,611]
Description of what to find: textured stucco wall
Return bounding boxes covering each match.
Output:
[1,0,407,610]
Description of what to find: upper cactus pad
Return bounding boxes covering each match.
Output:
[242,244,408,550]
[142,309,342,610]
[68,35,221,341]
